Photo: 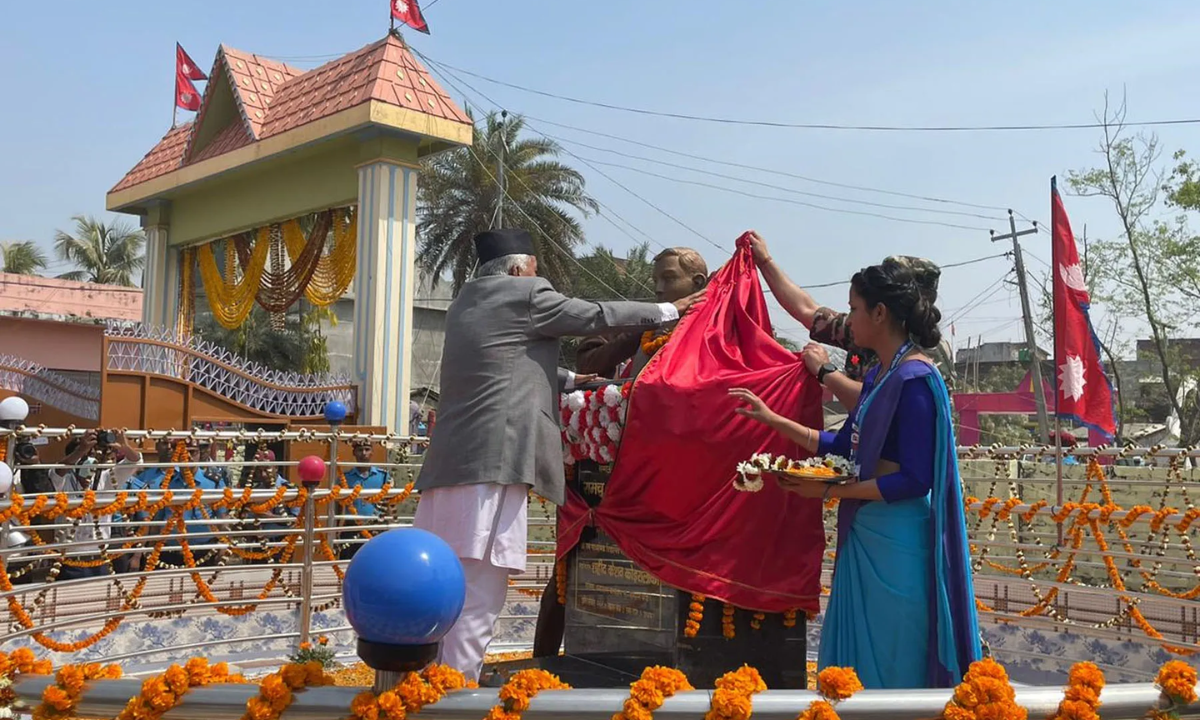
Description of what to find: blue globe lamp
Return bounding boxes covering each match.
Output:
[344,528,465,671]
[323,400,348,427]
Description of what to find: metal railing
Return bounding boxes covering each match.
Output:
[1,428,1199,718]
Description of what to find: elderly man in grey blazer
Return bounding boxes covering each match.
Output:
[414,228,705,680]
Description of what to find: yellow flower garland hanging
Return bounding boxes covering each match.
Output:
[704,665,766,720]
[483,669,571,720]
[197,232,271,330]
[613,666,692,720]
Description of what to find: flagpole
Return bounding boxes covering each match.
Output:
[1051,176,1065,545]
[389,0,395,32]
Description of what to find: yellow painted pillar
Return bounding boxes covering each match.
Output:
[352,160,419,435]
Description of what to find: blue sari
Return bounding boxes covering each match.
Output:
[817,360,981,688]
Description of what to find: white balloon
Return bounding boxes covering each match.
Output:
[0,462,12,495]
[0,396,30,422]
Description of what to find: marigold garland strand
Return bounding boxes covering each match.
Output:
[612,666,692,720]
[483,669,571,720]
[704,665,766,720]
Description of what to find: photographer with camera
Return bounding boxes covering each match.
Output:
[50,429,143,580]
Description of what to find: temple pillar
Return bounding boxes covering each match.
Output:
[352,159,419,435]
[140,206,177,330]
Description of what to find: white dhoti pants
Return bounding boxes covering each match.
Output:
[413,482,529,682]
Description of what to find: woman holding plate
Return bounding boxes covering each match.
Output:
[729,259,981,689]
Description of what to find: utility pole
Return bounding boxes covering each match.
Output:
[991,210,1051,443]
[495,110,507,229]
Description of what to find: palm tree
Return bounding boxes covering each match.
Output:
[53,215,145,286]
[0,240,49,275]
[572,242,656,301]
[417,110,598,293]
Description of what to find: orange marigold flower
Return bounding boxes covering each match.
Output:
[796,699,841,720]
[1156,660,1198,705]
[298,642,312,651]
[43,685,73,711]
[816,667,863,701]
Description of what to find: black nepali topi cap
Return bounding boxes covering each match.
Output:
[474,228,536,264]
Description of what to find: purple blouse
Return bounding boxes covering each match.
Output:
[817,363,936,502]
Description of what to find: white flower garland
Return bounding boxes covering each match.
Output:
[560,384,632,465]
[733,453,853,492]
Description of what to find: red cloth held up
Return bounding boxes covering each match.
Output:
[558,233,825,613]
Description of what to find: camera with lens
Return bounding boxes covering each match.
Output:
[14,442,37,461]
[96,429,119,447]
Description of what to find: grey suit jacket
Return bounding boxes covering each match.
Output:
[416,276,667,505]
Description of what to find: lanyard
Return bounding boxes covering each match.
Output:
[849,339,914,473]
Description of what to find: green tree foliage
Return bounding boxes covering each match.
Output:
[53,215,145,286]
[417,110,598,294]
[0,240,48,275]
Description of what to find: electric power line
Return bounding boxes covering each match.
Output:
[424,58,1200,133]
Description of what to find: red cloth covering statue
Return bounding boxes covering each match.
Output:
[557,233,825,613]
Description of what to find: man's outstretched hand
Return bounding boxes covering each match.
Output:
[672,287,707,316]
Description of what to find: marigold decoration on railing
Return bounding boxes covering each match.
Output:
[1046,662,1104,720]
[0,649,52,720]
[31,662,122,720]
[349,663,470,720]
[940,657,1025,720]
[704,665,766,720]
[560,384,630,464]
[483,669,571,720]
[612,666,692,720]
[796,666,864,720]
[1153,660,1198,719]
[240,661,333,720]
[684,595,705,638]
[116,657,244,720]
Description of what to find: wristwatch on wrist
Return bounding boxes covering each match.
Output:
[816,363,838,385]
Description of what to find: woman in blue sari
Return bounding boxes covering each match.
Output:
[730,260,981,689]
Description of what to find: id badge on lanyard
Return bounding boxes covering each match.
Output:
[848,340,913,478]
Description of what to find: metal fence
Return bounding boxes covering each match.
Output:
[1,429,1199,717]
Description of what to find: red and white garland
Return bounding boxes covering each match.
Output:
[559,383,631,465]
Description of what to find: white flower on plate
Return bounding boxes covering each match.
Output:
[566,391,586,412]
[749,453,774,470]
[771,456,789,471]
[602,384,623,407]
[733,462,765,492]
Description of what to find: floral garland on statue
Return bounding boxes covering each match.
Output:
[613,666,692,720]
[483,669,571,720]
[796,667,864,720]
[640,330,672,359]
[560,384,630,465]
[704,666,766,720]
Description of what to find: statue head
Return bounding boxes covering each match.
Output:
[652,247,708,303]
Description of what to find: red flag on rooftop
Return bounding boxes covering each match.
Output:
[175,70,201,111]
[1051,176,1116,438]
[176,43,207,81]
[392,0,430,34]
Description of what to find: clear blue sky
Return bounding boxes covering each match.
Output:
[3,0,1200,353]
